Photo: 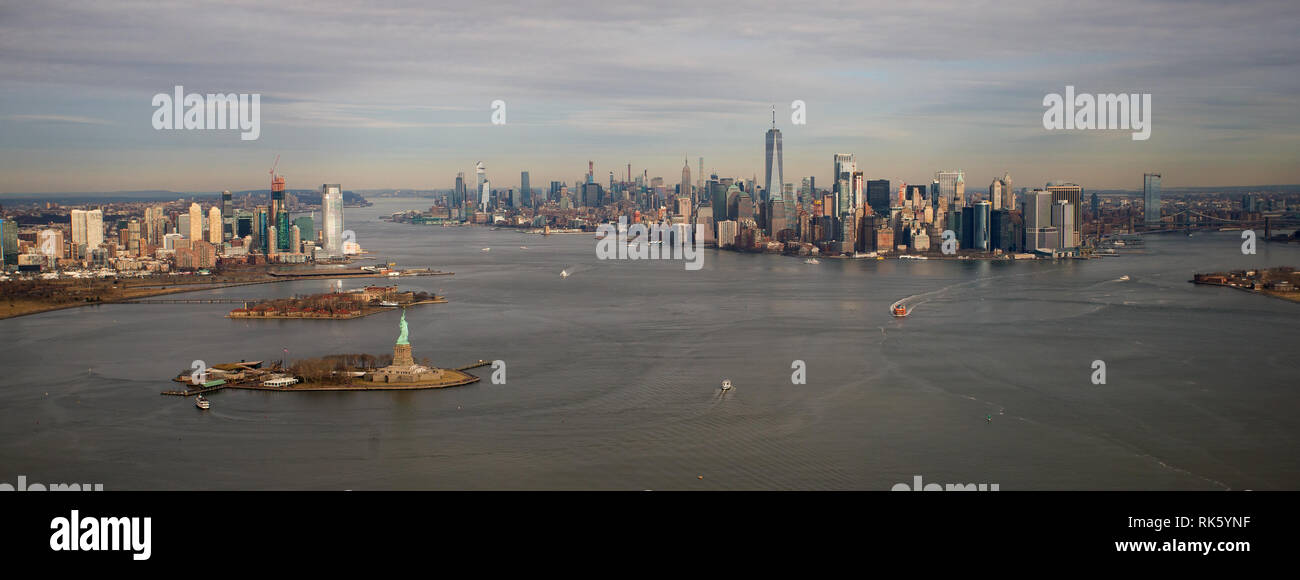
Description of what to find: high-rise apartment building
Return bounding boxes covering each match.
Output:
[208,206,222,245]
[322,184,344,258]
[188,202,203,242]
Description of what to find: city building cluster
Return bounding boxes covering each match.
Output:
[0,171,353,278]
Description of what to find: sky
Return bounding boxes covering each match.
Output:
[1,0,1298,194]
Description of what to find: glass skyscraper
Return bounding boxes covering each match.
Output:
[866,179,891,215]
[1144,173,1162,225]
[764,108,782,204]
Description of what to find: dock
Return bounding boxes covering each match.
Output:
[454,360,492,371]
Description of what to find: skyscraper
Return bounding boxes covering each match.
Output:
[697,157,704,204]
[935,171,966,207]
[681,158,692,205]
[253,205,268,252]
[221,190,233,239]
[1001,172,1014,211]
[972,201,991,251]
[866,179,891,215]
[988,178,1004,210]
[1144,173,1162,226]
[0,218,18,266]
[1022,190,1057,252]
[1053,200,1076,250]
[764,108,783,204]
[322,184,344,257]
[208,206,222,245]
[454,172,466,208]
[71,210,88,250]
[188,202,203,242]
[833,154,856,218]
[475,162,487,210]
[1046,182,1083,246]
[520,171,531,207]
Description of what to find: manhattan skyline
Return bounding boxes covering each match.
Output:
[2,0,1298,193]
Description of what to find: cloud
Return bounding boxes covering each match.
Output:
[5,114,114,125]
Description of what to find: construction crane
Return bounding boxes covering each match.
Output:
[268,154,280,179]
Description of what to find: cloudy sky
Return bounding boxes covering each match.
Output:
[1,0,1297,193]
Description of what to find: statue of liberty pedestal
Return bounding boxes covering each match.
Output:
[363,307,442,384]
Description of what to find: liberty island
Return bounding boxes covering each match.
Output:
[161,309,486,396]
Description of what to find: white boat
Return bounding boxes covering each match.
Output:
[194,395,210,410]
[1118,275,1130,281]
[561,270,569,278]
[481,247,491,252]
[721,379,733,391]
[520,246,529,250]
[379,300,400,307]
[804,258,820,264]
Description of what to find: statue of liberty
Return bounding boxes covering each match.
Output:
[396,308,409,345]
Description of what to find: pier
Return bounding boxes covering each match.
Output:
[454,360,492,371]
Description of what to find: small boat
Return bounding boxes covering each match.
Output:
[804,258,820,264]
[481,247,491,252]
[892,304,910,317]
[1118,275,1130,281]
[195,395,210,410]
[560,270,569,278]
[721,379,733,391]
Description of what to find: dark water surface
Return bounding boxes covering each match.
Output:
[2,198,1297,490]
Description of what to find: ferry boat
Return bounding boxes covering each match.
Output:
[892,304,910,317]
[804,258,820,264]
[898,255,929,260]
[194,395,210,410]
[721,379,733,391]
[379,300,400,307]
